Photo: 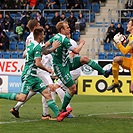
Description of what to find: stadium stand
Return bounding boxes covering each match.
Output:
[0,0,102,59]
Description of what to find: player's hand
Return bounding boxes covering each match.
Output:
[52,40,60,50]
[113,33,123,48]
[113,33,123,45]
[79,39,85,45]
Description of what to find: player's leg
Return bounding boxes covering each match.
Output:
[70,56,111,78]
[55,83,72,108]
[10,91,36,118]
[107,57,131,90]
[41,88,56,120]
[0,78,31,101]
[0,80,31,118]
[79,56,112,78]
[40,86,71,122]
[130,66,133,93]
[38,71,57,120]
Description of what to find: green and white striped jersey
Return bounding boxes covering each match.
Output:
[22,40,42,78]
[49,33,74,67]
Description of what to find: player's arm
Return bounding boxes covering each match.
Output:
[118,42,133,55]
[72,39,85,54]
[35,57,52,73]
[113,33,132,55]
[42,40,60,55]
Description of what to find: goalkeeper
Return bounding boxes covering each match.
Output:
[107,18,133,94]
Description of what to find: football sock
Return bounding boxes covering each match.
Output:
[14,91,36,111]
[42,96,49,116]
[0,93,16,100]
[56,87,65,103]
[56,87,71,108]
[46,99,59,117]
[60,91,72,111]
[51,92,56,102]
[88,59,105,74]
[112,62,119,84]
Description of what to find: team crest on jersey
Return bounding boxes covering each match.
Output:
[81,64,94,75]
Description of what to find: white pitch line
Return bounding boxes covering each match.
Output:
[0,119,40,124]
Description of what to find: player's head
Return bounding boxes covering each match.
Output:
[56,21,70,35]
[33,26,44,43]
[27,19,40,32]
[127,18,133,33]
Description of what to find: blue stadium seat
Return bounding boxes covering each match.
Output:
[107,52,115,60]
[125,53,131,58]
[65,13,70,18]
[89,13,95,22]
[43,0,47,4]
[10,13,17,20]
[16,13,21,20]
[112,44,119,51]
[84,4,92,10]
[92,3,100,13]
[83,0,88,4]
[59,0,65,4]
[3,52,11,59]
[9,41,17,50]
[115,52,123,56]
[72,31,80,41]
[47,13,55,21]
[74,13,79,19]
[61,4,66,9]
[19,52,24,59]
[98,52,106,59]
[103,42,112,51]
[0,51,3,58]
[37,3,45,11]
[17,42,25,51]
[31,13,37,19]
[11,52,19,59]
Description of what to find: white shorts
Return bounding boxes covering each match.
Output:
[56,67,81,90]
[37,70,53,86]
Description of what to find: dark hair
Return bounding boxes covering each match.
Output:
[33,26,44,39]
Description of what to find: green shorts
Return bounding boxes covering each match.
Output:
[54,56,82,88]
[21,76,46,95]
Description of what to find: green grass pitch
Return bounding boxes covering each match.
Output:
[0,95,133,133]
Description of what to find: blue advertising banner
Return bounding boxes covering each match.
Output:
[8,76,21,93]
